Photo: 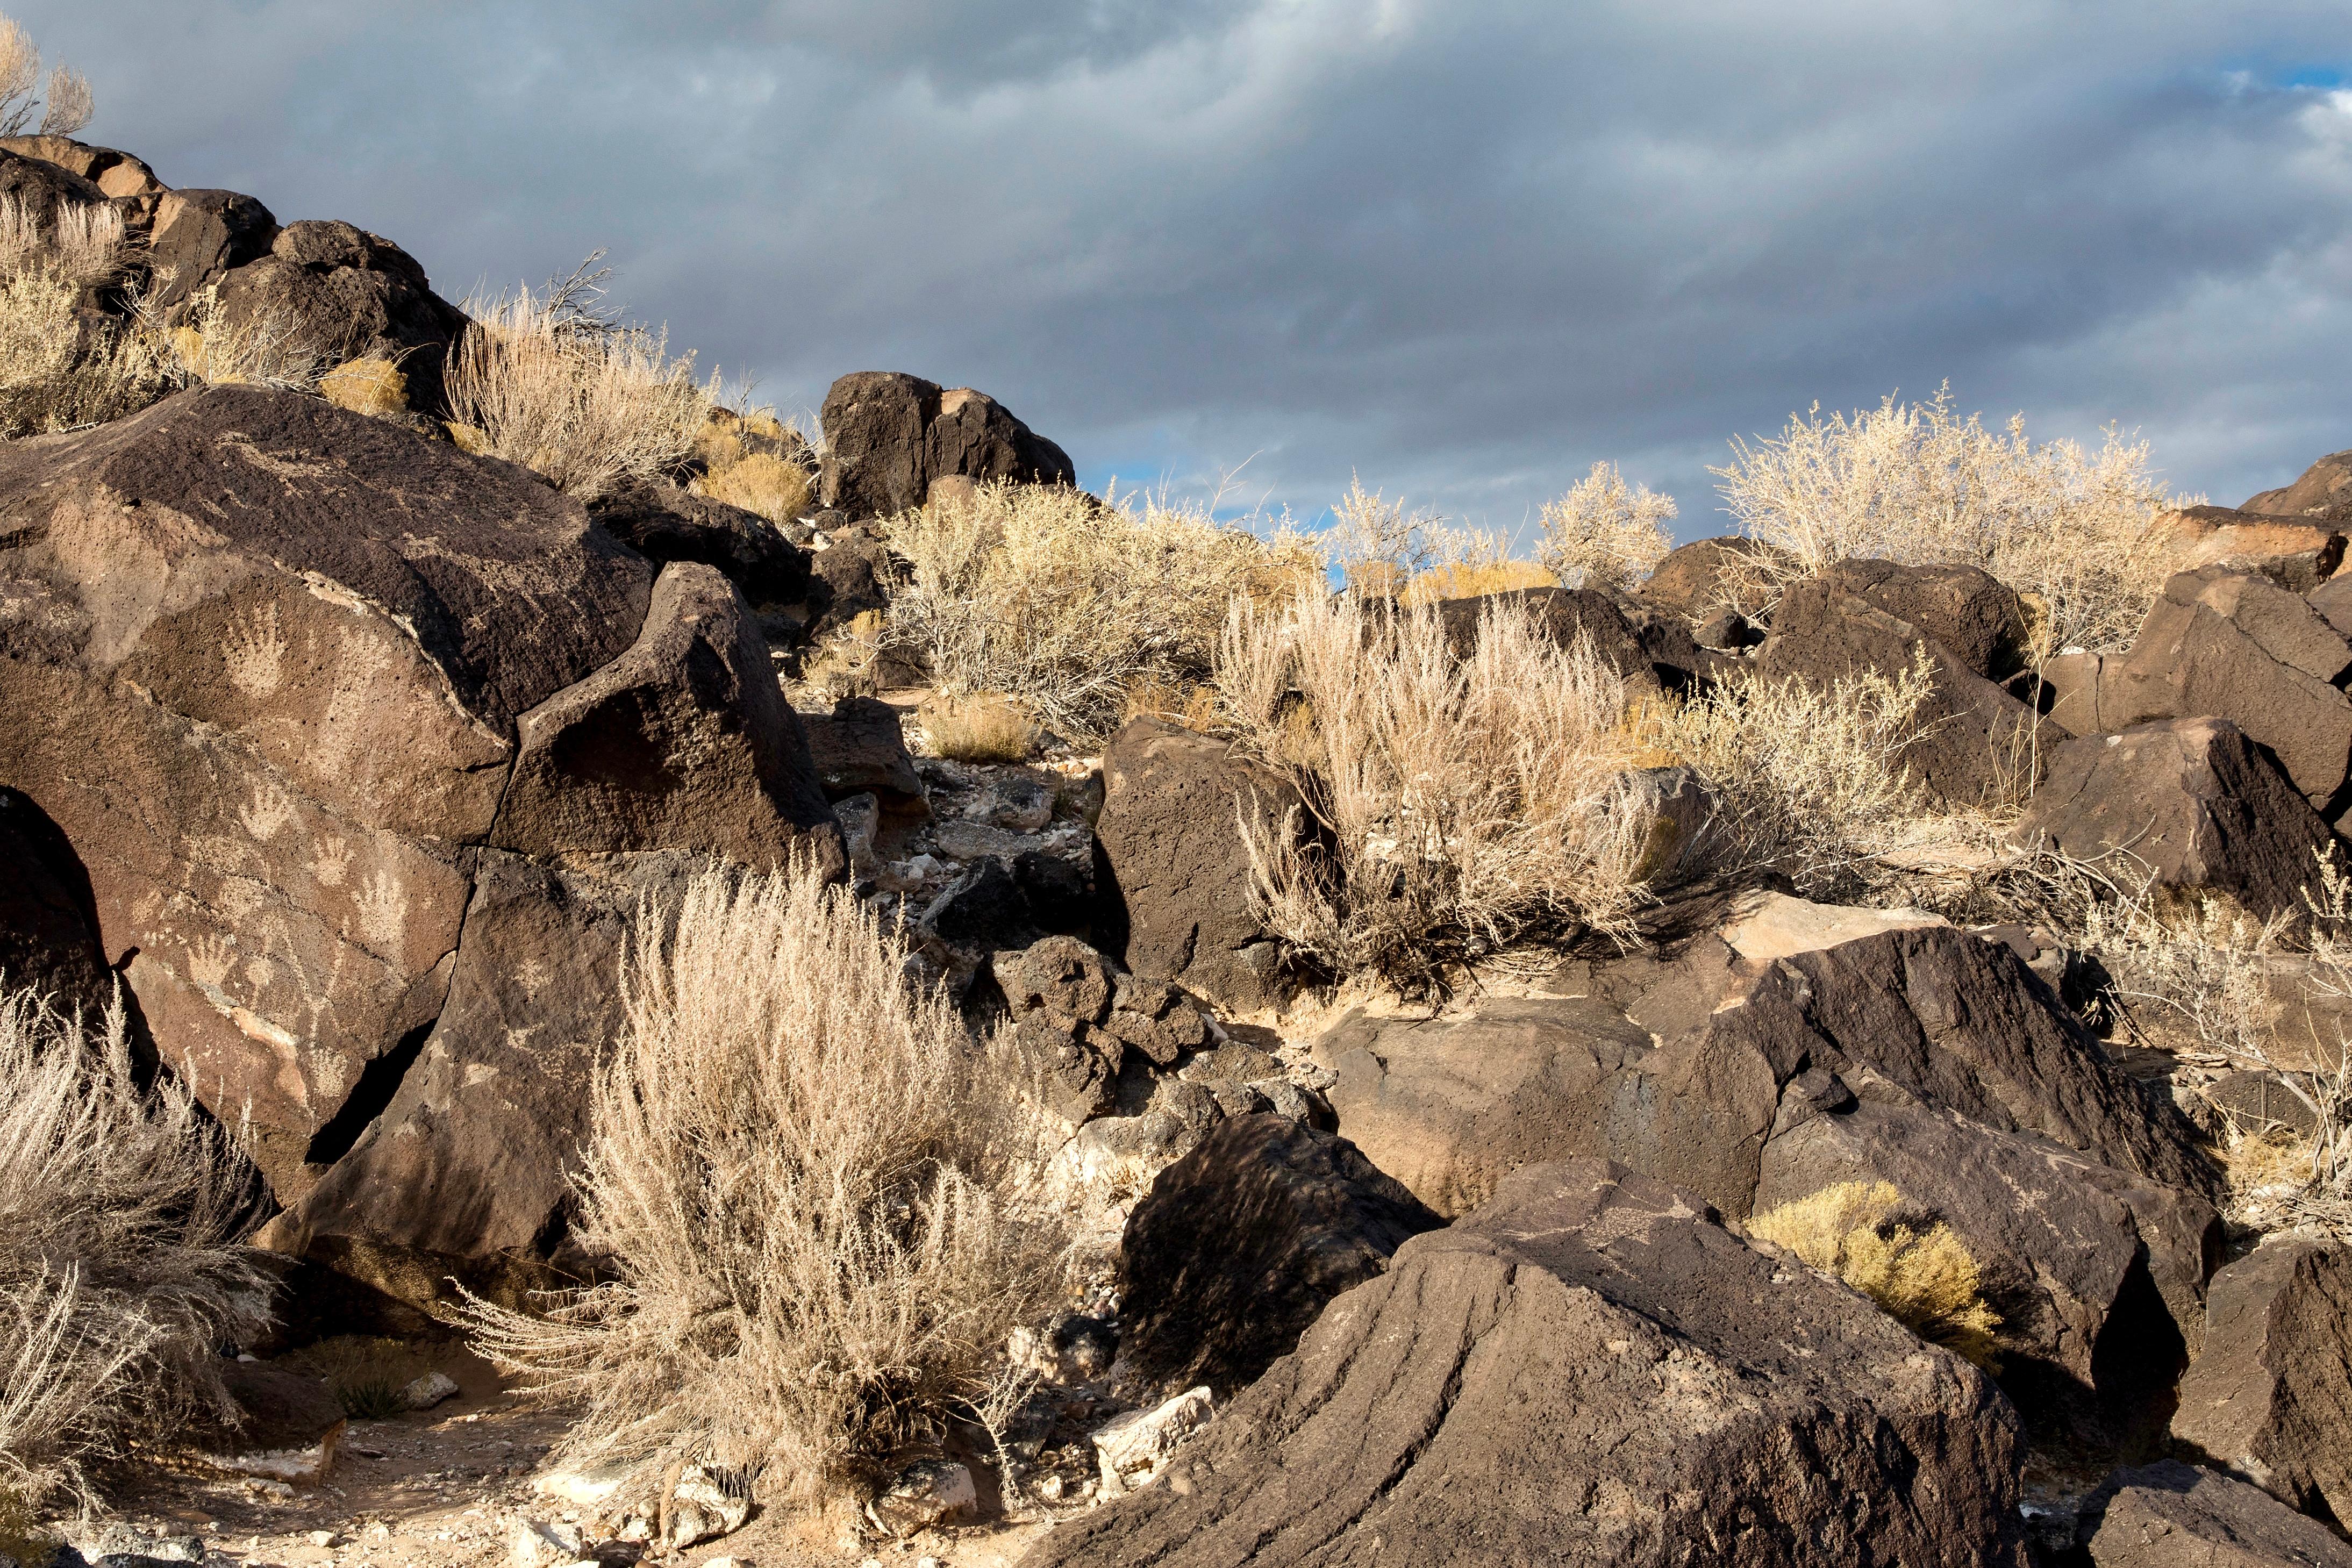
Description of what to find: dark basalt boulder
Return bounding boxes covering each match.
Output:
[2245,449,2352,525]
[818,371,1074,520]
[2077,1460,2352,1567]
[1119,1114,1441,1394]
[588,477,813,610]
[1432,584,1720,693]
[0,386,651,1192]
[799,695,926,828]
[1025,1159,2029,1568]
[1784,559,2033,681]
[2171,1238,2352,1528]
[147,187,281,309]
[1638,534,1784,620]
[0,134,166,202]
[0,144,109,223]
[2018,718,2340,924]
[2104,568,2352,814]
[210,219,471,414]
[1755,585,2042,807]
[490,562,842,876]
[0,786,117,1022]
[276,853,704,1295]
[1093,719,1304,1013]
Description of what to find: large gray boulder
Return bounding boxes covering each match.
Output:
[1025,1159,2028,1568]
[2172,1238,2352,1528]
[1094,719,1304,1012]
[1118,1114,1441,1394]
[2018,719,2339,923]
[0,386,652,1192]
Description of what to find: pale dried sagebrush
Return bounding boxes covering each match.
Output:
[884,478,1321,746]
[1400,560,1557,605]
[1221,589,1656,997]
[1325,474,1435,596]
[695,450,812,526]
[1748,1181,2000,1368]
[1712,384,2190,654]
[0,15,90,138]
[1631,649,1937,899]
[1536,461,1676,591]
[0,986,274,1504]
[460,864,1070,1507]
[444,280,707,502]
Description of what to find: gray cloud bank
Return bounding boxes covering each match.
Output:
[23,0,2352,537]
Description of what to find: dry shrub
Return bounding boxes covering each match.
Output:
[0,196,170,438]
[884,478,1320,746]
[460,862,1069,1508]
[695,451,812,526]
[444,263,707,502]
[166,283,331,393]
[317,356,408,418]
[1536,461,1676,591]
[2072,857,2352,1240]
[0,14,90,138]
[1712,384,2192,655]
[1748,1181,2001,1368]
[921,692,1039,763]
[0,986,274,1504]
[1120,674,1223,733]
[1630,650,1938,899]
[1219,589,1657,997]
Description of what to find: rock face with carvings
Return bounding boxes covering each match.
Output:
[0,388,837,1271]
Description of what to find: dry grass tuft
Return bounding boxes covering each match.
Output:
[0,14,91,139]
[1537,461,1677,591]
[1628,650,1938,899]
[444,261,709,502]
[1219,589,1660,997]
[1711,383,2191,655]
[460,862,1070,1508]
[920,692,1040,763]
[279,1335,430,1421]
[0,196,171,438]
[317,356,408,419]
[1748,1181,2001,1368]
[0,985,274,1505]
[884,478,1321,746]
[694,450,813,526]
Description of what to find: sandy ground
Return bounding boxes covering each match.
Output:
[85,1348,1067,1568]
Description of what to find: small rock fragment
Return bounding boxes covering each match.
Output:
[866,1460,977,1537]
[1093,1387,1213,1495]
[400,1370,460,1410]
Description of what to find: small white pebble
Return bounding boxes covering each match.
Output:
[305,1529,339,1547]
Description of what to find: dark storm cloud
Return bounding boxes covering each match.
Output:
[18,1,2352,534]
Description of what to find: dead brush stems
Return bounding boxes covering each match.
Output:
[884,478,1321,746]
[1219,589,1657,996]
[1536,461,1677,591]
[0,985,274,1505]
[0,195,171,438]
[460,863,1070,1508]
[1748,1182,2001,1368]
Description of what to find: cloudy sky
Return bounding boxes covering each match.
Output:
[21,1,2352,540]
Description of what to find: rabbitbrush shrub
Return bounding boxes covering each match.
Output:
[1712,383,2190,655]
[0,195,172,438]
[0,986,273,1504]
[1748,1180,2000,1367]
[883,478,1321,746]
[461,862,1070,1507]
